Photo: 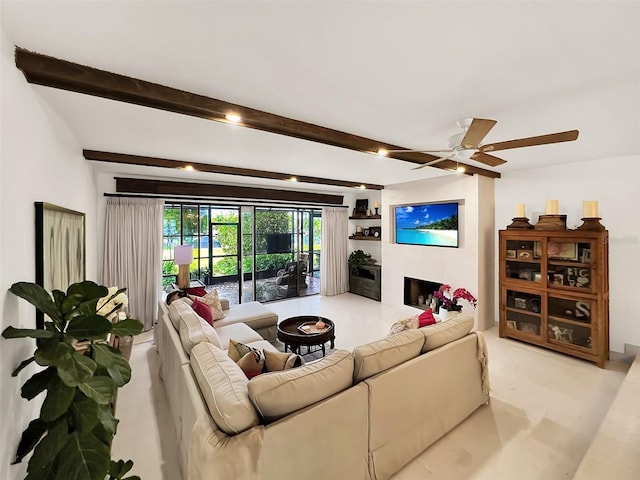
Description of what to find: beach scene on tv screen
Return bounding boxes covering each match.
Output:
[395,203,458,247]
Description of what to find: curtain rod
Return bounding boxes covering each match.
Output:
[103,192,348,209]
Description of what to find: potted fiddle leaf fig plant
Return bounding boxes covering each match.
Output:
[2,280,144,480]
[348,249,374,275]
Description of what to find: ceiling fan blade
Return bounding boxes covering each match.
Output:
[480,130,579,153]
[470,151,507,167]
[388,148,453,154]
[411,155,453,170]
[460,118,497,149]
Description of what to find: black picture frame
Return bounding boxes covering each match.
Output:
[355,199,368,214]
[35,202,86,328]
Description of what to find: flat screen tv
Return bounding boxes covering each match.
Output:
[266,233,292,254]
[394,202,459,248]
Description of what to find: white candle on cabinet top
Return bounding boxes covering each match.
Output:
[515,203,526,217]
[545,199,559,215]
[583,200,599,218]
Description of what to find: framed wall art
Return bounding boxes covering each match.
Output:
[35,202,86,328]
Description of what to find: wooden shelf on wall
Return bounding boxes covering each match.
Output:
[349,215,381,220]
[349,235,381,241]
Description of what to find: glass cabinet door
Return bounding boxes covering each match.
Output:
[504,289,542,337]
[547,295,593,350]
[546,240,594,293]
[505,239,543,285]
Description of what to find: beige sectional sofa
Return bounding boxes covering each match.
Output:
[156,300,489,480]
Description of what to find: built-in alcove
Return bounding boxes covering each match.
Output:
[404,277,442,311]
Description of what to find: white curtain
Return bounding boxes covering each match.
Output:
[102,198,163,331]
[320,207,349,296]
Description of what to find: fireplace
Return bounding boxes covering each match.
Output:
[404,277,442,311]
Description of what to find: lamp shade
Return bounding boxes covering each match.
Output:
[174,245,193,265]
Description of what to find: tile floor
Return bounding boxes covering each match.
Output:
[112,293,630,479]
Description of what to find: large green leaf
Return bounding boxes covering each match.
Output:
[13,418,48,464]
[65,315,112,341]
[67,281,108,302]
[95,405,118,439]
[2,326,56,339]
[35,341,73,367]
[61,293,85,315]
[92,344,131,387]
[110,319,143,338]
[9,282,62,324]
[22,367,56,400]
[12,356,36,377]
[71,397,99,434]
[24,418,69,478]
[56,432,110,480]
[52,290,66,309]
[78,376,115,405]
[57,353,96,387]
[41,377,75,422]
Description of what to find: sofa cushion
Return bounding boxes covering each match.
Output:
[228,339,261,362]
[352,329,425,383]
[236,350,265,379]
[248,350,354,423]
[214,302,278,331]
[419,312,474,353]
[216,323,263,349]
[179,310,223,354]
[190,342,260,435]
[167,299,193,330]
[263,349,305,372]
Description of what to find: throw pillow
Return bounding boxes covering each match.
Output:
[191,298,214,326]
[237,350,265,379]
[228,339,260,362]
[388,315,419,335]
[187,286,207,297]
[263,350,305,372]
[418,308,436,327]
[201,289,225,320]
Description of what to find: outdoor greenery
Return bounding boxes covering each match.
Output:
[2,281,144,480]
[162,205,322,284]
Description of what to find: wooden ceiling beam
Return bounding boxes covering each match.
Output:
[84,150,384,190]
[114,178,345,205]
[15,48,500,179]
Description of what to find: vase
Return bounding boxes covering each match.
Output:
[438,307,456,322]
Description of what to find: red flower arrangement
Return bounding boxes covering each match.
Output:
[434,284,477,312]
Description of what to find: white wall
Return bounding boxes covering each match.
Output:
[0,27,98,479]
[495,155,640,353]
[382,174,495,330]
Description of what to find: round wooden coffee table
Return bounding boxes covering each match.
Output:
[277,316,335,357]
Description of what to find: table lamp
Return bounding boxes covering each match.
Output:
[174,245,193,289]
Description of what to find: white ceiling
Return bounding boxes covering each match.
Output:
[2,1,639,194]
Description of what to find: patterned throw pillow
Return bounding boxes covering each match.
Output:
[388,315,419,336]
[200,289,225,320]
[263,350,305,372]
[228,339,265,378]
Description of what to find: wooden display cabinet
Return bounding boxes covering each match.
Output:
[498,229,609,367]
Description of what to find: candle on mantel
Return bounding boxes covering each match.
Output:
[545,199,559,215]
[583,200,599,218]
[374,201,380,208]
[515,203,526,218]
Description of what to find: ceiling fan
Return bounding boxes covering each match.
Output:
[389,118,579,170]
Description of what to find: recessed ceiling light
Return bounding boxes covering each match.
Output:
[456,166,466,173]
[182,165,194,171]
[225,113,241,123]
[359,185,366,190]
[377,148,388,157]
[290,176,298,182]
